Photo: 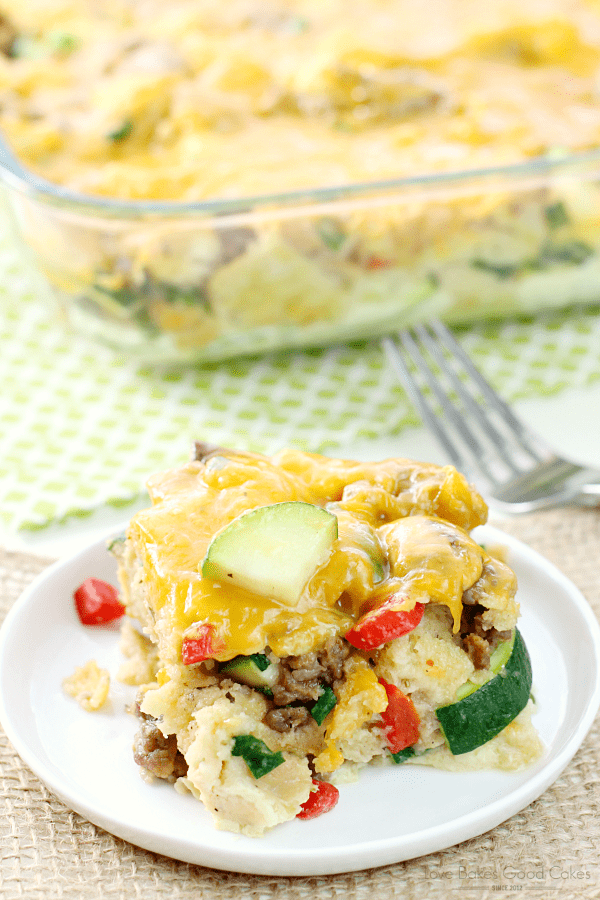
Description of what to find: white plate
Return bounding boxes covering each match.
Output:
[1,525,599,876]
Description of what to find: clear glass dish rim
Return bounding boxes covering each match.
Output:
[2,128,600,220]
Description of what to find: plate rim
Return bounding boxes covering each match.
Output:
[1,523,600,876]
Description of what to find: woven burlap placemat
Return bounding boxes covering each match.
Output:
[1,508,600,900]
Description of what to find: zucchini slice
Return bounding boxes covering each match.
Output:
[454,631,516,701]
[219,653,279,689]
[390,745,417,764]
[201,501,338,605]
[435,628,532,755]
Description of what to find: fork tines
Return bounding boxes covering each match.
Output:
[382,320,550,488]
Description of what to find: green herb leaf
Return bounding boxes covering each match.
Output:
[249,653,271,672]
[310,684,337,725]
[286,16,309,34]
[471,258,519,279]
[160,281,211,313]
[106,533,126,552]
[108,119,133,143]
[535,239,593,267]
[49,31,78,54]
[256,686,274,698]
[544,201,569,230]
[11,30,78,59]
[231,734,285,778]
[94,283,140,308]
[471,236,594,281]
[315,217,346,251]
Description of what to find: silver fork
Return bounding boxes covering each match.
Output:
[382,319,600,514]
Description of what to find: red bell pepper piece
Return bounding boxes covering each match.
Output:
[181,624,224,664]
[74,577,125,625]
[296,779,340,820]
[344,598,425,650]
[365,255,392,270]
[378,679,420,753]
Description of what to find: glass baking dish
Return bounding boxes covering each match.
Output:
[2,137,600,364]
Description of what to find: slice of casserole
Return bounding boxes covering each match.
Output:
[113,444,542,836]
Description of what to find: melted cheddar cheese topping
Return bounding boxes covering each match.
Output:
[125,448,499,662]
[2,1,600,200]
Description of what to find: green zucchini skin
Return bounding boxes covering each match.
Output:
[219,653,277,689]
[390,745,417,764]
[435,628,532,755]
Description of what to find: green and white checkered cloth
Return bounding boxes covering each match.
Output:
[2,214,600,532]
